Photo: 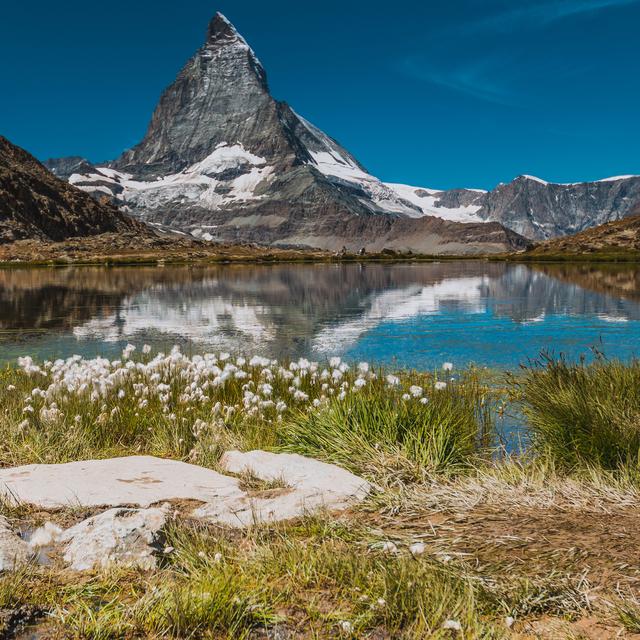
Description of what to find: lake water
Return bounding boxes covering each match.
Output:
[1,261,639,370]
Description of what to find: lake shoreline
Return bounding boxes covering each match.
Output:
[2,235,640,268]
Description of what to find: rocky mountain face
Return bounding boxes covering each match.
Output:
[523,210,640,256]
[389,175,640,241]
[476,175,640,240]
[55,13,527,255]
[0,136,141,244]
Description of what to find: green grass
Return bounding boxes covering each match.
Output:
[513,355,640,472]
[616,599,640,633]
[279,378,492,479]
[3,351,640,636]
[2,515,515,639]
[0,356,494,479]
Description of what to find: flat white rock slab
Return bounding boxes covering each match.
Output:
[0,456,245,509]
[0,453,371,528]
[196,450,372,527]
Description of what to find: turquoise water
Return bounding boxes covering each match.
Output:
[1,261,639,369]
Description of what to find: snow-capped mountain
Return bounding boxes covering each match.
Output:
[46,12,527,254]
[474,174,640,240]
[44,13,640,247]
[381,174,640,240]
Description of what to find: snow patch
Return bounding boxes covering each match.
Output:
[384,183,485,223]
[597,175,639,183]
[69,143,273,213]
[520,175,549,185]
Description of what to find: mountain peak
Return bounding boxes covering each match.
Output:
[203,12,265,85]
[207,12,242,42]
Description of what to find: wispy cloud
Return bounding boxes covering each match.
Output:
[401,53,518,106]
[398,0,639,105]
[470,0,640,32]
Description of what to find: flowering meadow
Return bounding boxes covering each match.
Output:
[2,348,640,637]
[1,345,490,478]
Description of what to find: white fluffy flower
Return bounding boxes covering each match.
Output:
[435,381,447,391]
[409,385,423,398]
[339,620,353,634]
[442,362,454,371]
[386,374,400,387]
[442,620,462,631]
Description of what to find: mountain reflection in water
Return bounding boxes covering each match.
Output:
[1,262,639,369]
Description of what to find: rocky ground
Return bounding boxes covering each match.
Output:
[0,231,332,265]
[2,456,640,639]
[515,211,640,260]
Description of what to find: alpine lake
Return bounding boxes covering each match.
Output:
[1,260,638,370]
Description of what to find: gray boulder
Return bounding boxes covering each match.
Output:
[60,507,168,571]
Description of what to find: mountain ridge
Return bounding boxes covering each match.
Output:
[0,135,142,245]
[42,13,639,246]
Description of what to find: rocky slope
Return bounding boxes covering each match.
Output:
[53,13,527,255]
[522,206,640,257]
[0,136,141,244]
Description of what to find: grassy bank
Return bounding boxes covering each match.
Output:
[0,232,494,269]
[500,250,640,263]
[1,350,640,637]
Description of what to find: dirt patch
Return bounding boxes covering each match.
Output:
[425,505,640,593]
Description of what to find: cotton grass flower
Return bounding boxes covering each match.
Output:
[339,620,353,634]
[442,619,462,631]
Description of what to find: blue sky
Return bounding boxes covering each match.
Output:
[1,0,638,189]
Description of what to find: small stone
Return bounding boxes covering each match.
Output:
[409,542,426,555]
[29,522,64,548]
[505,616,515,628]
[339,620,353,634]
[0,517,32,571]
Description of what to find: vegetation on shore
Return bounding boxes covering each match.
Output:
[0,232,497,269]
[1,348,640,638]
[504,213,640,263]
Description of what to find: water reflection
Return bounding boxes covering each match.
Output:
[1,262,639,369]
